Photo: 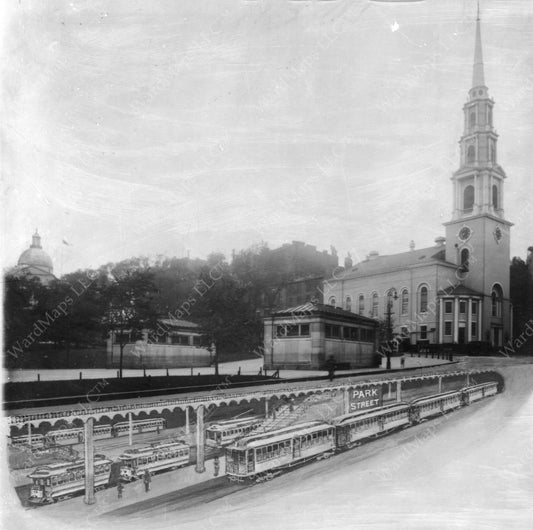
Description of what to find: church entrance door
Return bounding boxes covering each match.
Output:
[458,326,466,345]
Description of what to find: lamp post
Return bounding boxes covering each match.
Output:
[385,288,398,370]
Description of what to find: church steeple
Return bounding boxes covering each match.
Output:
[472,1,485,89]
[450,5,507,221]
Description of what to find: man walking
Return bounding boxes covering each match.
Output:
[143,469,152,492]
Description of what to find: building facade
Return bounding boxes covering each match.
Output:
[106,318,212,369]
[323,13,512,348]
[264,303,380,370]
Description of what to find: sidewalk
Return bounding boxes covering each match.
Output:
[5,356,450,383]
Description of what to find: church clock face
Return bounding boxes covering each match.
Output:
[458,226,472,241]
[494,226,503,244]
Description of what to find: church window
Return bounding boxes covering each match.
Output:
[372,293,379,317]
[463,185,475,211]
[444,321,453,336]
[400,289,409,315]
[472,301,477,315]
[459,300,467,314]
[418,286,428,314]
[460,248,469,272]
[444,300,453,314]
[492,185,499,209]
[328,296,336,307]
[471,322,477,339]
[469,112,476,127]
[420,325,427,340]
[467,145,475,164]
[491,285,503,318]
[358,295,365,315]
[488,106,492,125]
[345,296,352,312]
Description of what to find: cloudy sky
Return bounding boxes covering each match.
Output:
[2,0,532,275]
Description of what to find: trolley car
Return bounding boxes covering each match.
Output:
[206,416,263,448]
[45,425,112,445]
[28,454,112,504]
[333,403,411,449]
[461,382,498,405]
[118,439,190,481]
[226,421,335,481]
[9,434,45,449]
[410,389,463,423]
[111,418,166,437]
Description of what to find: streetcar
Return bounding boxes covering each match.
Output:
[45,425,112,445]
[9,434,45,449]
[27,454,112,504]
[461,381,498,405]
[111,418,166,437]
[118,439,190,481]
[226,421,335,481]
[410,389,463,422]
[206,416,263,448]
[333,402,411,449]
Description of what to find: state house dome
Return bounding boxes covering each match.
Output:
[16,230,55,284]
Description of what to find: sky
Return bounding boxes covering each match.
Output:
[2,0,532,276]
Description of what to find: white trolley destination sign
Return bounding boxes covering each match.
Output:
[349,386,383,412]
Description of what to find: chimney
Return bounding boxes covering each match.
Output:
[344,253,353,269]
[409,240,415,252]
[435,237,446,246]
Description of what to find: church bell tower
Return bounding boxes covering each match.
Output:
[444,6,512,346]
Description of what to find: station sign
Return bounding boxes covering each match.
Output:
[348,385,382,412]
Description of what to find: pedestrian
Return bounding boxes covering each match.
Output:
[213,456,220,477]
[143,469,152,492]
[326,355,336,381]
[400,355,406,369]
[117,481,124,499]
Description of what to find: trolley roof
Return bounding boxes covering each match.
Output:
[207,416,262,430]
[228,421,331,450]
[118,440,188,459]
[411,389,462,405]
[332,403,410,425]
[461,382,497,391]
[28,455,111,478]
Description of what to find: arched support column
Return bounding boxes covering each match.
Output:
[27,422,32,445]
[128,412,133,446]
[438,376,442,393]
[84,417,95,505]
[387,383,392,399]
[195,405,205,473]
[396,381,402,402]
[466,373,470,387]
[264,398,269,418]
[343,387,350,414]
[185,406,190,435]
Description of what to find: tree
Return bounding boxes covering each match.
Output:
[102,267,157,378]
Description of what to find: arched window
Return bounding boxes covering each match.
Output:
[467,145,475,164]
[358,295,365,316]
[401,289,409,315]
[460,248,469,272]
[463,185,475,211]
[418,286,428,314]
[372,293,379,317]
[469,112,476,127]
[492,185,499,210]
[491,284,503,317]
[328,296,336,307]
[345,296,352,312]
[488,106,492,126]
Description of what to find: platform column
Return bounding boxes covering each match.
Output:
[264,398,269,418]
[185,406,190,435]
[438,376,442,393]
[128,412,133,446]
[387,382,392,399]
[466,373,470,387]
[195,405,205,473]
[343,387,350,414]
[27,422,32,446]
[396,381,402,402]
[84,417,95,505]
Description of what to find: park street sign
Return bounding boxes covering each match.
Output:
[349,386,382,412]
